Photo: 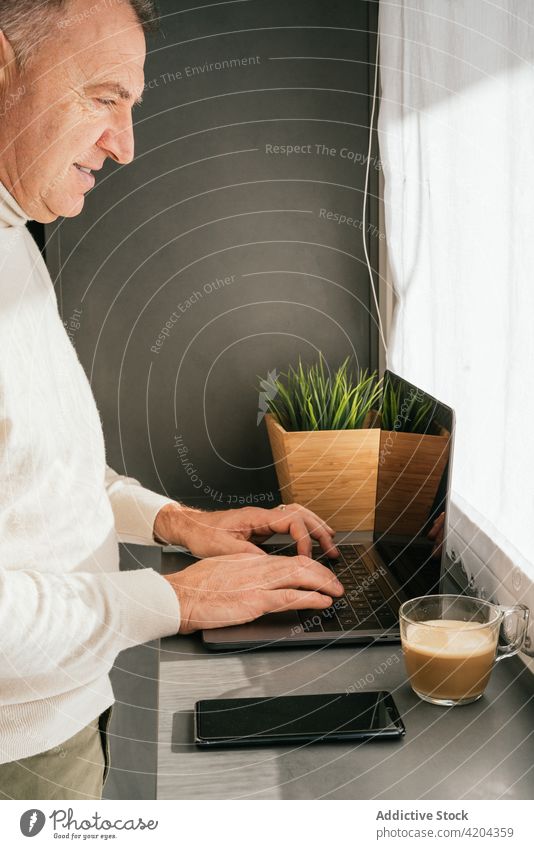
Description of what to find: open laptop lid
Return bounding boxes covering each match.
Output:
[372,370,455,600]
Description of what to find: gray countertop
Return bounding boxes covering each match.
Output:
[157,555,534,800]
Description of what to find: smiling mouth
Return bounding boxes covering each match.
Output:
[72,162,96,192]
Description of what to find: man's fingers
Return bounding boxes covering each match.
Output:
[289,519,313,558]
[302,519,339,558]
[298,510,338,556]
[299,506,335,536]
[276,505,338,558]
[287,516,339,559]
[428,512,445,540]
[268,555,344,597]
[261,588,334,615]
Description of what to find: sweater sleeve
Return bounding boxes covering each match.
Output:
[0,565,180,700]
[105,465,178,545]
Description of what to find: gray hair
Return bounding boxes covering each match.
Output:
[0,0,159,68]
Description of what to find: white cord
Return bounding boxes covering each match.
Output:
[362,29,388,356]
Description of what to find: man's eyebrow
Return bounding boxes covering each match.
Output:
[84,81,144,106]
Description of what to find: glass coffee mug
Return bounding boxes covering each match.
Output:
[399,595,529,706]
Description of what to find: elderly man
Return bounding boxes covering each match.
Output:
[0,0,342,800]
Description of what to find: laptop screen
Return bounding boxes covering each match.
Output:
[373,371,455,600]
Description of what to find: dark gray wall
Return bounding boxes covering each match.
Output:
[46,0,379,506]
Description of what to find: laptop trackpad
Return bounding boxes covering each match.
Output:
[203,610,300,648]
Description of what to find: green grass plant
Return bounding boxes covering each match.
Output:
[260,357,382,432]
[380,374,436,434]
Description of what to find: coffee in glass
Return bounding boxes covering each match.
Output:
[399,595,529,706]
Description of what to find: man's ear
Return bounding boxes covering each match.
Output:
[0,28,17,87]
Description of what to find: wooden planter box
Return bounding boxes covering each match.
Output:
[375,428,451,536]
[266,414,451,534]
[265,414,381,532]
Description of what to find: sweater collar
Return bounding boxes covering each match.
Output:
[0,179,29,228]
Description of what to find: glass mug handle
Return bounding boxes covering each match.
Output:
[495,604,530,662]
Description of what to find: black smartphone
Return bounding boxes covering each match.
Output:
[194,691,405,748]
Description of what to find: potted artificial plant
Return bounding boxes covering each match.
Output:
[261,358,383,531]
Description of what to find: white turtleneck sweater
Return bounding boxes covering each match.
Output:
[0,181,181,764]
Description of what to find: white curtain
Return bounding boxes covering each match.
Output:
[378,1,534,578]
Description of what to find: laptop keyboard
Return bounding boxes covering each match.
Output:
[297,545,398,634]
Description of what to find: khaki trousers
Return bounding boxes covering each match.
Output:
[0,706,113,800]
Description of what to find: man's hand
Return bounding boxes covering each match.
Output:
[163,552,344,633]
[428,511,446,557]
[154,502,339,559]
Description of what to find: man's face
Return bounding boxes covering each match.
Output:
[0,0,146,222]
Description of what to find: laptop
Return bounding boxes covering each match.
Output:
[202,371,455,650]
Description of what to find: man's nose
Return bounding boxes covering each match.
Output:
[96,114,135,164]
